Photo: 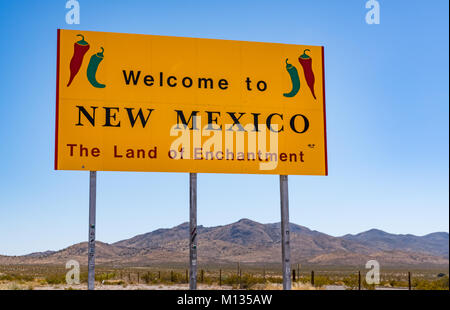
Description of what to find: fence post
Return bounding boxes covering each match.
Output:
[137,272,140,284]
[408,272,411,290]
[201,269,204,283]
[293,269,296,282]
[311,270,314,286]
[239,269,242,289]
[358,271,361,290]
[158,271,161,280]
[219,269,222,286]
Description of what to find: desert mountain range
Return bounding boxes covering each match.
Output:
[0,219,448,267]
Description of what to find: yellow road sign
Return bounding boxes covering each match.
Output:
[55,29,328,175]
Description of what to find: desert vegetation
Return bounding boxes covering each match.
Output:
[0,264,447,290]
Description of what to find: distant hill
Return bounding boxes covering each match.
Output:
[0,219,448,267]
[342,229,449,258]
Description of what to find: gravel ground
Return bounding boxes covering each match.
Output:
[0,281,409,290]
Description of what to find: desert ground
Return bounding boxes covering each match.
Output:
[0,264,447,290]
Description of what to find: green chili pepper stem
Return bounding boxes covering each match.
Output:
[97,47,104,58]
[300,49,311,59]
[76,34,88,46]
[285,58,293,69]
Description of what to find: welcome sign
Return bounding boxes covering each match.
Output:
[55,29,328,175]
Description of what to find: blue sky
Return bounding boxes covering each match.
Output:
[0,0,448,255]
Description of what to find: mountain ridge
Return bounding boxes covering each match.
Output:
[0,219,448,267]
[342,228,449,258]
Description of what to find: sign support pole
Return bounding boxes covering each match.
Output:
[189,173,198,290]
[280,175,291,290]
[88,171,97,290]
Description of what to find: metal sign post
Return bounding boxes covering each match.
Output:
[189,173,198,290]
[280,175,291,290]
[88,171,97,290]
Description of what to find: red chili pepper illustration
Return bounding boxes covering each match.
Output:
[67,34,90,87]
[298,49,316,100]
